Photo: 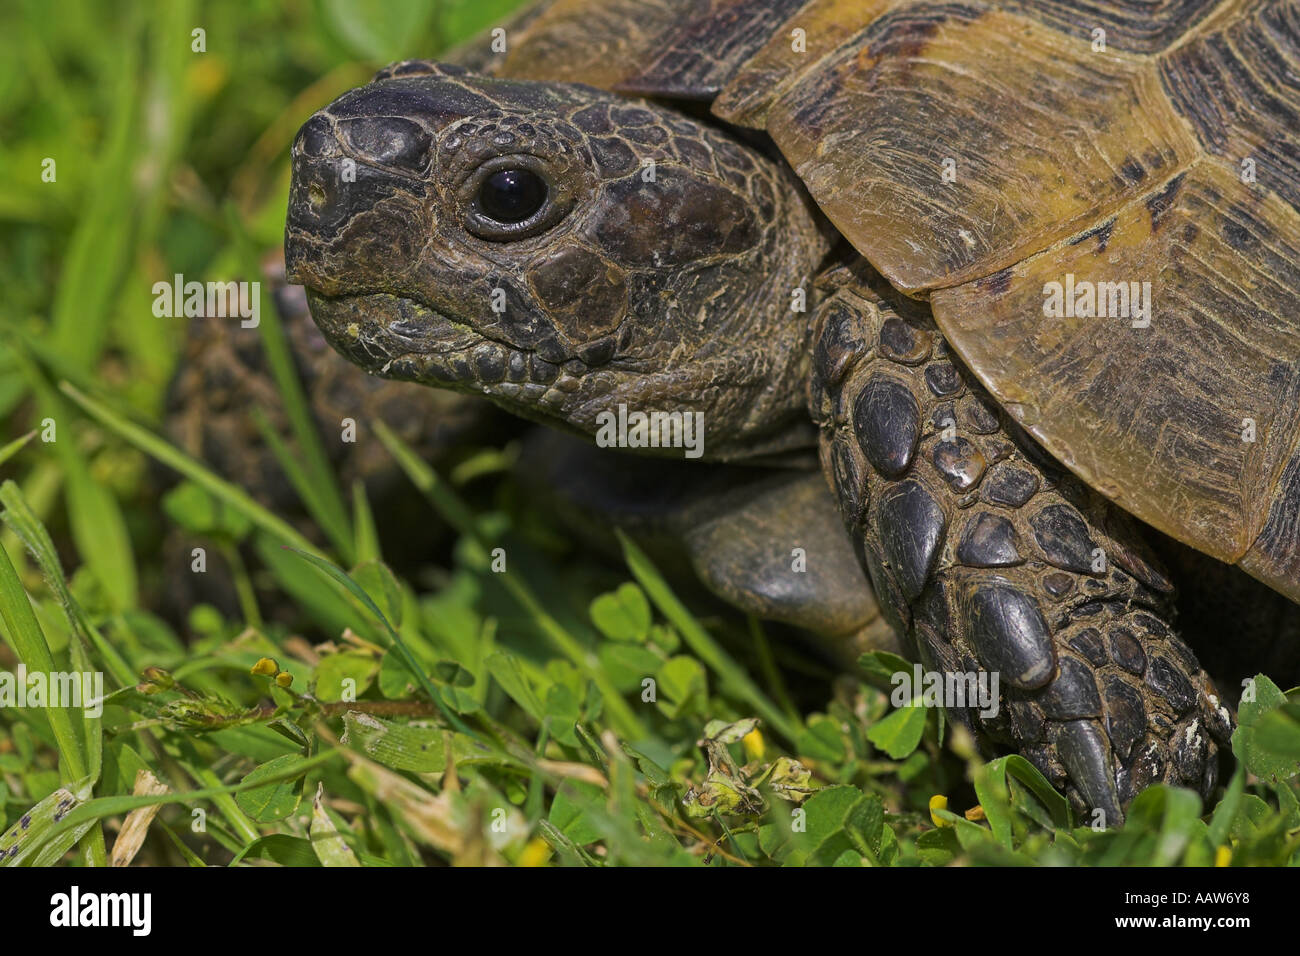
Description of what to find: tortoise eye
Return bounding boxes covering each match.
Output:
[477,168,548,225]
[478,167,548,226]
[461,155,573,241]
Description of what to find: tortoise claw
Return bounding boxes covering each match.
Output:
[1056,719,1123,826]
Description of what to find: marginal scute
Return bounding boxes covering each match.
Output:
[717,0,899,122]
[1242,450,1300,602]
[933,160,1300,598]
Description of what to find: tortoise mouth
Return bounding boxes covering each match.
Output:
[303,288,590,412]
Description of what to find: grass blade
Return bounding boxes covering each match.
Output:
[0,430,36,469]
[0,542,90,783]
[351,479,381,564]
[12,349,137,611]
[0,480,134,687]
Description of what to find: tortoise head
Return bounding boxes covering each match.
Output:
[285,62,829,460]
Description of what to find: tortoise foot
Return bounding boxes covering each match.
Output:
[810,269,1235,824]
[950,603,1233,826]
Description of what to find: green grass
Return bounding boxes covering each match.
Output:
[0,0,1298,867]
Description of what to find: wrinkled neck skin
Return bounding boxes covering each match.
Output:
[285,63,833,463]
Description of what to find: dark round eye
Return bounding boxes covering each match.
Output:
[477,168,548,224]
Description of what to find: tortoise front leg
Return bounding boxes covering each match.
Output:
[513,428,896,652]
[809,266,1234,824]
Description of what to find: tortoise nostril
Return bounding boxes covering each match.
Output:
[338,116,431,174]
[307,181,326,211]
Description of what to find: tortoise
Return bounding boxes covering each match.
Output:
[282,0,1300,823]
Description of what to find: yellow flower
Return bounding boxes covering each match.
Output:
[1214,845,1231,867]
[742,728,765,761]
[518,838,551,867]
[929,794,950,827]
[275,671,293,688]
[251,657,279,677]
